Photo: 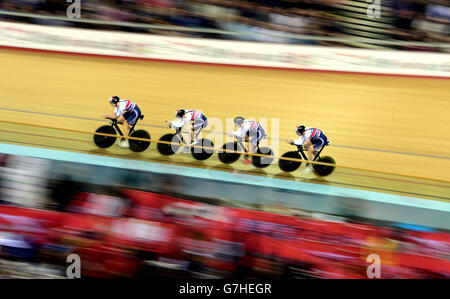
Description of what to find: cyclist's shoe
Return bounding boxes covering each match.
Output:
[302,166,313,174]
[242,159,252,165]
[183,146,191,154]
[119,140,129,149]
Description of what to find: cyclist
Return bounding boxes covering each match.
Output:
[288,125,328,173]
[101,96,142,148]
[165,109,208,145]
[228,116,266,165]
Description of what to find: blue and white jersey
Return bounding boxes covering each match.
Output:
[114,99,138,117]
[232,120,262,139]
[171,110,206,129]
[294,127,323,146]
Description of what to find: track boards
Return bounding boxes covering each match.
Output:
[157,133,214,161]
[93,124,151,153]
[218,142,274,168]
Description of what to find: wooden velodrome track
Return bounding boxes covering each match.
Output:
[0,48,449,202]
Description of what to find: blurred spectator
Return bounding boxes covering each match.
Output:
[0,0,448,50]
[48,175,83,212]
[0,155,50,209]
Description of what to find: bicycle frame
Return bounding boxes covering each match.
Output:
[174,128,189,145]
[236,139,248,153]
[173,124,206,145]
[297,144,327,162]
[109,117,141,137]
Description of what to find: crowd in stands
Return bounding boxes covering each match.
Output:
[0,0,448,49]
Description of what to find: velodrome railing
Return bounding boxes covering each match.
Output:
[0,10,449,51]
[1,119,449,185]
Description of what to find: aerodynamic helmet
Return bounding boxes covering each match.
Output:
[175,109,186,118]
[296,125,306,135]
[234,116,245,126]
[109,96,120,105]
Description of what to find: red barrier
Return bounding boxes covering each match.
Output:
[106,218,178,254]
[1,188,449,278]
[0,205,60,237]
[398,253,450,274]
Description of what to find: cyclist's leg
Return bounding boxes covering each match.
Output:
[192,117,207,143]
[303,139,315,165]
[197,116,207,139]
[188,123,194,145]
[120,111,137,140]
[312,132,327,155]
[247,130,261,158]
[190,123,199,144]
[117,115,128,141]
[135,106,142,118]
[238,134,250,160]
